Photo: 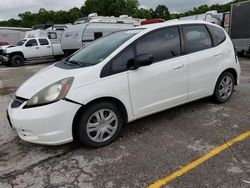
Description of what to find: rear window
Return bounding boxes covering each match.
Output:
[207,25,226,46]
[38,39,49,46]
[183,25,212,53]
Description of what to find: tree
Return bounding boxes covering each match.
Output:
[136,8,152,19]
[83,0,139,17]
[154,5,171,20]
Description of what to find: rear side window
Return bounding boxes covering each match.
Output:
[136,27,181,63]
[38,39,49,46]
[183,25,212,53]
[25,39,38,47]
[206,25,226,46]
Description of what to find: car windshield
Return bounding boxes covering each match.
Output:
[66,29,143,67]
[16,39,27,46]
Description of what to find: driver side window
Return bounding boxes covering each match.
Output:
[135,27,181,63]
[25,39,38,47]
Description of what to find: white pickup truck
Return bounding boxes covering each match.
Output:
[2,37,64,66]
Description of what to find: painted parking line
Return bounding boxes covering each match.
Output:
[148,130,250,188]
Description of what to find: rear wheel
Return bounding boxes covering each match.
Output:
[75,101,123,147]
[213,72,234,103]
[10,55,24,67]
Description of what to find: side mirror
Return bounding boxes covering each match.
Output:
[127,54,154,70]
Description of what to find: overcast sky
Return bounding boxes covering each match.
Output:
[0,0,232,21]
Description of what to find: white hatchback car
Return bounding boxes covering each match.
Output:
[7,21,241,147]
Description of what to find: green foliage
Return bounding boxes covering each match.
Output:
[0,0,249,27]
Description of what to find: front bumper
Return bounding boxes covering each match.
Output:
[8,99,81,145]
[0,55,8,64]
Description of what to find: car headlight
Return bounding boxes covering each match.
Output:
[24,77,74,108]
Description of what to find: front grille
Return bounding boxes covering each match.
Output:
[11,96,27,108]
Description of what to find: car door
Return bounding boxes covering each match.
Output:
[182,24,217,100]
[128,27,188,118]
[38,38,53,57]
[23,39,40,58]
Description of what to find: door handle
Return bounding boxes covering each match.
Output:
[214,53,222,57]
[174,64,184,70]
[47,46,51,48]
[35,47,39,49]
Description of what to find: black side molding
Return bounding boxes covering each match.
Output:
[64,98,83,106]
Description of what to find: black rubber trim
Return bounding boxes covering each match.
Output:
[82,39,94,43]
[23,100,59,109]
[6,110,12,128]
[64,98,83,105]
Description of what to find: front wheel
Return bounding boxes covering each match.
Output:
[75,101,123,148]
[10,55,25,67]
[213,72,235,103]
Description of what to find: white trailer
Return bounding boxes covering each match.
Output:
[25,25,68,45]
[229,1,250,56]
[61,13,141,56]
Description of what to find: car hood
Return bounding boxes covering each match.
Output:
[16,63,100,99]
[5,46,20,53]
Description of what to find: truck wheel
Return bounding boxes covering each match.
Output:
[10,55,24,67]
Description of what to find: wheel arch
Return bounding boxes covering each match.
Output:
[9,51,25,59]
[72,96,128,141]
[220,68,238,85]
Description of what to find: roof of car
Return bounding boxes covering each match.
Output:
[137,20,215,30]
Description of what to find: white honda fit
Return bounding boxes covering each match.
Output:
[7,21,241,147]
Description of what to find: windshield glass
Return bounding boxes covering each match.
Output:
[16,39,27,46]
[67,29,142,67]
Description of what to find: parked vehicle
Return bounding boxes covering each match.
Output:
[25,27,66,45]
[0,27,31,58]
[228,1,250,56]
[0,41,9,47]
[0,41,10,54]
[32,23,68,31]
[179,10,222,25]
[0,27,31,45]
[141,19,165,25]
[61,13,141,56]
[7,20,240,147]
[2,37,64,66]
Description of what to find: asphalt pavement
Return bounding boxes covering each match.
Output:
[0,58,249,188]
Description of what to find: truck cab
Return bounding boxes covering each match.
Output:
[3,37,63,66]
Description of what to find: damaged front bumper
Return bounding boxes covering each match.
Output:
[0,55,9,64]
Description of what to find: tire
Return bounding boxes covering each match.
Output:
[75,101,123,148]
[213,72,235,103]
[10,55,25,67]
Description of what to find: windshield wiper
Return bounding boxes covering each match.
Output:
[65,60,83,67]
